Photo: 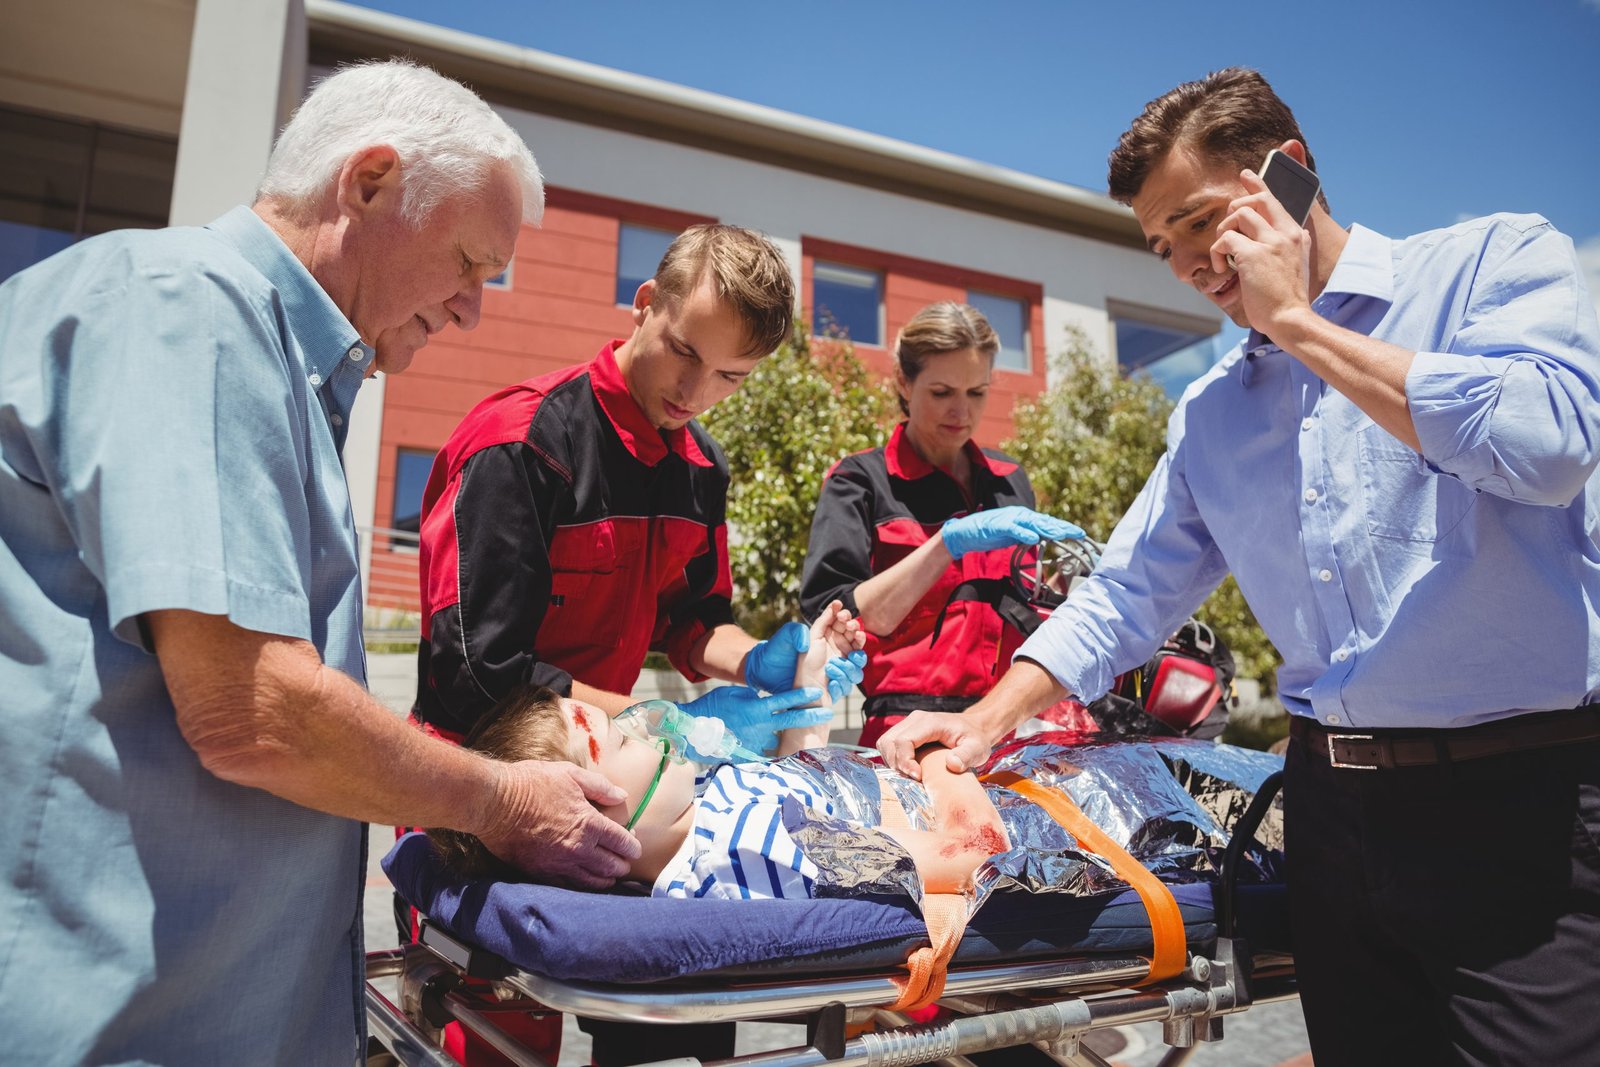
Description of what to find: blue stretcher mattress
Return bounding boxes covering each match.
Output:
[384,833,1287,984]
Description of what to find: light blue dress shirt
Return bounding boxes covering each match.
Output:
[1022,214,1600,729]
[0,207,373,1065]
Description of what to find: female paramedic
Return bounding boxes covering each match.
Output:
[800,301,1081,748]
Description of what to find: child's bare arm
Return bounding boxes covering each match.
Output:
[775,600,866,755]
[882,745,1009,894]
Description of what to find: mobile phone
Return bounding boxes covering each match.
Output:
[1258,148,1320,226]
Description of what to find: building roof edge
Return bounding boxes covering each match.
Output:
[306,0,1145,248]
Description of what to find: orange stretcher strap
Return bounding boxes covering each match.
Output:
[982,770,1186,985]
[877,783,972,1013]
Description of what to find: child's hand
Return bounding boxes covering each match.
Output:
[796,600,867,707]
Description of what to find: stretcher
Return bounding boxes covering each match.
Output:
[365,768,1292,1067]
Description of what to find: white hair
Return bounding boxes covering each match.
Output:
[257,59,543,226]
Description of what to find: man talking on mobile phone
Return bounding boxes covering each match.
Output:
[877,67,1600,1065]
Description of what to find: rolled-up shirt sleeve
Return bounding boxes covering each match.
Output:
[28,258,314,649]
[1407,219,1600,507]
[1016,407,1230,701]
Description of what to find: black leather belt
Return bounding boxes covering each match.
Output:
[1290,705,1600,770]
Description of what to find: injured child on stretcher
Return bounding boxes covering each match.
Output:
[426,609,1282,912]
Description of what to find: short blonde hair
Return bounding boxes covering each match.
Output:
[893,302,999,416]
[426,685,583,880]
[651,224,795,357]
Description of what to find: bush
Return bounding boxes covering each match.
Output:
[1003,326,1281,695]
[701,322,897,636]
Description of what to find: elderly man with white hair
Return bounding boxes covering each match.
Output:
[0,60,639,1065]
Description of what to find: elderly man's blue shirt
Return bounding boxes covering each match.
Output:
[0,207,373,1064]
[1022,214,1600,728]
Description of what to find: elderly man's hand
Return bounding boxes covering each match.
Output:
[476,760,642,890]
[877,710,998,781]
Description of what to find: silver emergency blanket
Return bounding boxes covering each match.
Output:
[783,736,1283,915]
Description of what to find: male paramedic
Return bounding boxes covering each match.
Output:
[0,60,640,1067]
[416,222,863,1064]
[879,67,1600,1066]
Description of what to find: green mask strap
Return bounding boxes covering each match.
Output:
[624,741,671,831]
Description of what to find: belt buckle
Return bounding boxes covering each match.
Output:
[1328,732,1379,770]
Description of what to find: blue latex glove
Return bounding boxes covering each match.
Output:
[941,506,1084,560]
[822,649,868,703]
[680,684,831,757]
[742,621,810,695]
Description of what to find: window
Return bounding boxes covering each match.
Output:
[390,449,435,535]
[0,105,176,283]
[616,223,676,305]
[812,261,883,345]
[1108,301,1228,400]
[968,290,1029,372]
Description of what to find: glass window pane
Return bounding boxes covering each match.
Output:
[812,261,881,345]
[969,291,1029,371]
[0,108,92,281]
[1114,316,1228,399]
[391,449,435,534]
[616,223,676,305]
[81,127,176,238]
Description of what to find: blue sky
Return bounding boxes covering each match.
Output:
[353,0,1600,304]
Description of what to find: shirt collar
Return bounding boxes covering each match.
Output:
[204,207,368,383]
[589,340,713,468]
[1239,223,1395,389]
[884,421,1012,480]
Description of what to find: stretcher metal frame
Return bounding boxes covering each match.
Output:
[365,773,1293,1067]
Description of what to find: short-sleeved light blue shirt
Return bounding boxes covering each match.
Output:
[1022,214,1600,729]
[0,207,374,1065]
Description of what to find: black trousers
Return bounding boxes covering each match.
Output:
[1283,729,1600,1066]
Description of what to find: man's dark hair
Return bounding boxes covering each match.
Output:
[1107,67,1326,210]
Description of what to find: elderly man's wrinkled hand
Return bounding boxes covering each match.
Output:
[877,710,997,781]
[477,760,641,890]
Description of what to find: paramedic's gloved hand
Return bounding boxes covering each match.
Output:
[683,684,831,756]
[476,760,641,890]
[742,622,810,695]
[941,507,1084,560]
[824,649,868,704]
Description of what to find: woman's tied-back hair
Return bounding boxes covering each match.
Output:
[256,58,545,227]
[893,302,1000,417]
[650,224,795,358]
[1106,67,1326,212]
[426,685,583,881]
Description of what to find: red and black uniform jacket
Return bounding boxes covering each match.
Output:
[416,341,735,737]
[800,422,1037,728]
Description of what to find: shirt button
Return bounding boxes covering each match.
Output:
[348,346,364,362]
[1335,649,1350,663]
[308,373,322,387]
[1301,417,1314,431]
[330,413,344,427]
[1318,568,1333,582]
[1303,487,1319,504]
[1326,714,1341,725]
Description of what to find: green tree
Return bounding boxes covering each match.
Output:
[1004,326,1281,694]
[701,322,896,636]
